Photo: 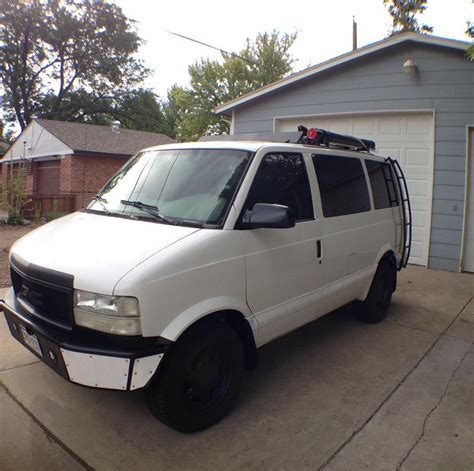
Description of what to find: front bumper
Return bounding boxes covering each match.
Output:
[0,288,170,391]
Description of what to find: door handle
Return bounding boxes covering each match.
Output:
[316,240,322,260]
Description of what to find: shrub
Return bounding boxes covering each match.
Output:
[7,212,24,225]
[45,211,67,222]
[6,162,30,224]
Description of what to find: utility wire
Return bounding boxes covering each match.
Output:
[166,31,259,66]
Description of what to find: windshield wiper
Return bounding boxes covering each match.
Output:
[92,195,110,215]
[120,200,173,224]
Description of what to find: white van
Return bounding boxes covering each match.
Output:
[1,126,411,432]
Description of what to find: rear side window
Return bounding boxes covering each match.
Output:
[243,152,314,221]
[312,154,371,218]
[365,160,399,209]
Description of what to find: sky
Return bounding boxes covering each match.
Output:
[115,0,473,99]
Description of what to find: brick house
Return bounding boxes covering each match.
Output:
[0,119,174,212]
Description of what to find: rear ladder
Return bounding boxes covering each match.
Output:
[385,157,412,270]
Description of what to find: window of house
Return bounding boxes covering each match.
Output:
[312,154,370,218]
[243,152,314,222]
[365,160,400,209]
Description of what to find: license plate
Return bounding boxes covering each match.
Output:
[19,324,43,357]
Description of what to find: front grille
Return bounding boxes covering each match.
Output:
[10,263,74,330]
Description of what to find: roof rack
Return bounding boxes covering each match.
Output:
[297,125,375,152]
[199,125,376,153]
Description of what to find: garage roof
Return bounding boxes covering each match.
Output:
[215,32,469,117]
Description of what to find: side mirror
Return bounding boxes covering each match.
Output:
[242,203,295,229]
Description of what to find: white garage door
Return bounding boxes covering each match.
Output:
[462,128,474,272]
[277,113,434,266]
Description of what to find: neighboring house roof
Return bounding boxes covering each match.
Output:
[35,119,175,156]
[215,32,470,116]
[0,119,175,163]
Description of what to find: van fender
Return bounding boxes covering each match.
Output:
[359,244,396,301]
[159,296,258,343]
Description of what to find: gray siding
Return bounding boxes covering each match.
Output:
[232,43,474,271]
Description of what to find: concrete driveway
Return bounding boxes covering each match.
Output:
[1,266,473,471]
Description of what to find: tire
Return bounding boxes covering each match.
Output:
[145,320,244,433]
[355,259,394,324]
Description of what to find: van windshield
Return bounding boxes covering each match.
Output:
[89,149,251,227]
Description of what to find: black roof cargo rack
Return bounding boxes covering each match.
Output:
[199,125,375,153]
[297,125,375,152]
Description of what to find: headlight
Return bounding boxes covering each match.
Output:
[73,290,141,335]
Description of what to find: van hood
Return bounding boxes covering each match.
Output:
[10,211,200,294]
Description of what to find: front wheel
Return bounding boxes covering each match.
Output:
[354,260,394,324]
[145,320,244,433]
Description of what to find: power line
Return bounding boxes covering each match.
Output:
[166,31,259,66]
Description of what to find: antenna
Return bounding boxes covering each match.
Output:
[167,31,259,66]
[352,16,358,51]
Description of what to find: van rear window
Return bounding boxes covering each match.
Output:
[312,154,371,218]
[365,160,399,209]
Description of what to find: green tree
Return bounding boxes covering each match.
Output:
[112,89,168,134]
[0,119,14,148]
[164,31,297,142]
[466,22,474,61]
[0,0,147,130]
[383,0,433,35]
[39,88,168,134]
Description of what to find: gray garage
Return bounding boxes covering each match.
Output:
[216,32,474,273]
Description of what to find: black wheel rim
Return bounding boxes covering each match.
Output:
[182,343,233,411]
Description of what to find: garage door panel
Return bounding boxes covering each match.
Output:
[379,118,402,136]
[378,147,401,160]
[410,241,424,261]
[405,166,431,177]
[353,119,375,135]
[406,115,432,136]
[278,113,434,266]
[411,209,427,229]
[406,179,429,197]
[326,120,350,134]
[406,148,430,166]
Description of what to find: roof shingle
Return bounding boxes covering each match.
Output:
[36,119,175,156]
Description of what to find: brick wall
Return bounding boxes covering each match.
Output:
[60,154,128,209]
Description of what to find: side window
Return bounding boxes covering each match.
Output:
[243,152,314,221]
[312,154,371,218]
[365,160,400,209]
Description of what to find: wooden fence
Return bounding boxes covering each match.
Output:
[23,194,77,219]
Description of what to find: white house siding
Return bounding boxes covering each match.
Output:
[231,43,474,272]
[2,121,72,162]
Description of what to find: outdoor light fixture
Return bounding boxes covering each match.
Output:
[403,59,417,75]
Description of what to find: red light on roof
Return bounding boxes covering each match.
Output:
[307,128,318,140]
